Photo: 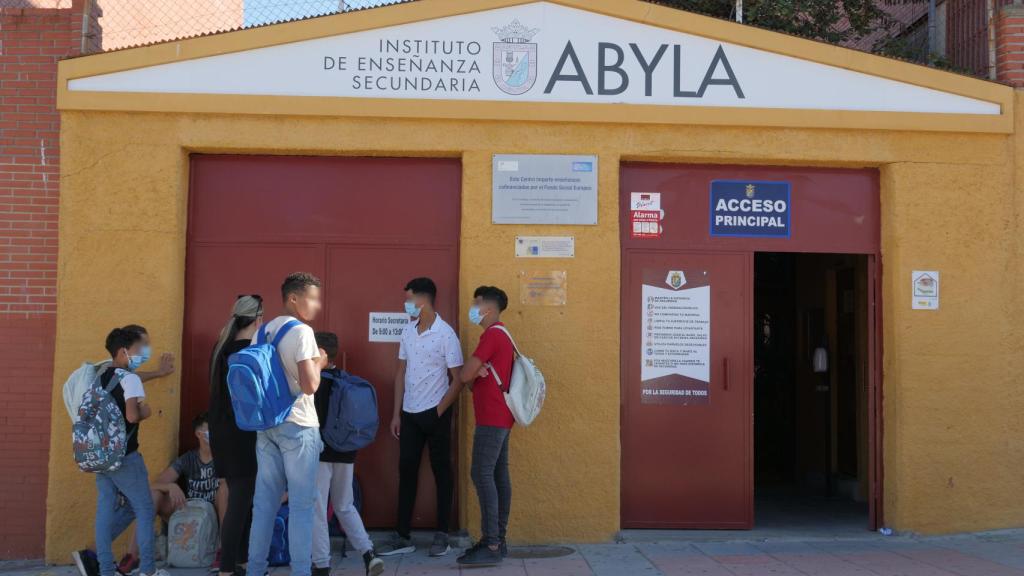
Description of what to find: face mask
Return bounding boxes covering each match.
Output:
[139,345,152,365]
[469,305,487,326]
[127,353,145,371]
[404,300,422,318]
[200,431,210,442]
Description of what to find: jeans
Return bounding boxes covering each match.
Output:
[220,476,255,573]
[470,426,511,546]
[246,422,323,576]
[397,407,453,537]
[313,462,373,567]
[96,452,155,576]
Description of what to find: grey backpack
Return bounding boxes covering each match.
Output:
[167,499,219,568]
[71,369,131,473]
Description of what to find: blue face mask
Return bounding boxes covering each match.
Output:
[127,345,151,372]
[127,354,145,371]
[404,300,422,318]
[468,305,486,326]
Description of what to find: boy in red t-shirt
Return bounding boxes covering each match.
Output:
[456,286,515,566]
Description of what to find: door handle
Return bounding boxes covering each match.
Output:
[723,357,730,391]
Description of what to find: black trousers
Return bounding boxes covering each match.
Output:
[220,475,255,573]
[397,407,453,537]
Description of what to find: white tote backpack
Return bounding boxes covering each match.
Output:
[62,360,112,423]
[487,325,546,427]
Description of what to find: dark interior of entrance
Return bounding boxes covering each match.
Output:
[754,253,869,532]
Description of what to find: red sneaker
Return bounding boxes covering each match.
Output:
[208,548,221,573]
[116,554,138,575]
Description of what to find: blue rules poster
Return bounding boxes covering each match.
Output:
[709,180,791,238]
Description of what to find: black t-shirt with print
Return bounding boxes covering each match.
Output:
[171,449,219,503]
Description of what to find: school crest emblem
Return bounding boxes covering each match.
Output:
[666,271,687,290]
[492,20,539,95]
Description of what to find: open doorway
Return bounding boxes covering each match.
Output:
[754,253,871,532]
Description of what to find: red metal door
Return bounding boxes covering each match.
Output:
[184,155,461,529]
[324,245,459,528]
[620,250,752,529]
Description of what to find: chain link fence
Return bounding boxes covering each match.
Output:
[85,0,414,52]
[69,0,410,53]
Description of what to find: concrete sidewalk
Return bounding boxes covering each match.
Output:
[7,531,1024,576]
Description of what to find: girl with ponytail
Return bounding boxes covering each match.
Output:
[208,295,263,576]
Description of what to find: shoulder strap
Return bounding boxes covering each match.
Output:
[105,370,126,393]
[269,319,303,348]
[488,325,520,357]
[97,366,122,393]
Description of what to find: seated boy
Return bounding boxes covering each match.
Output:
[118,414,226,573]
[312,332,384,576]
[152,413,226,520]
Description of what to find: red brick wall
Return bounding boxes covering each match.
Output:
[0,1,83,559]
[996,5,1024,87]
[0,317,56,559]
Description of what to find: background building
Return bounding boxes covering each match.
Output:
[3,0,1024,560]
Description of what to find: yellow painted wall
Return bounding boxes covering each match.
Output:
[46,108,1024,563]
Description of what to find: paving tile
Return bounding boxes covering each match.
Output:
[522,556,594,576]
[891,547,1024,576]
[576,544,661,576]
[642,549,734,576]
[452,560,528,576]
[826,549,963,576]
[767,553,879,576]
[938,539,1024,571]
[691,543,764,557]
[15,532,1024,576]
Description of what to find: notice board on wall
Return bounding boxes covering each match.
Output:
[640,269,711,405]
[492,154,598,225]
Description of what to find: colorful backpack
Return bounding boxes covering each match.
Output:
[71,368,131,473]
[167,499,219,568]
[226,320,301,431]
[321,370,379,453]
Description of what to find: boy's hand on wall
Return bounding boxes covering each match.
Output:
[158,353,176,377]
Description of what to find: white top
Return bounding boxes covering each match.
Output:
[116,370,145,400]
[398,314,463,414]
[255,315,321,428]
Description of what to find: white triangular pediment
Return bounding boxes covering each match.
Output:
[67,1,1000,115]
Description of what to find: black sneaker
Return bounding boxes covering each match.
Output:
[500,539,509,558]
[312,566,331,576]
[456,542,502,566]
[375,534,414,556]
[362,551,384,576]
[72,549,99,576]
[429,532,451,557]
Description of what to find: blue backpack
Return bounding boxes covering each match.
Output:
[226,320,301,432]
[321,370,379,453]
[268,504,289,567]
